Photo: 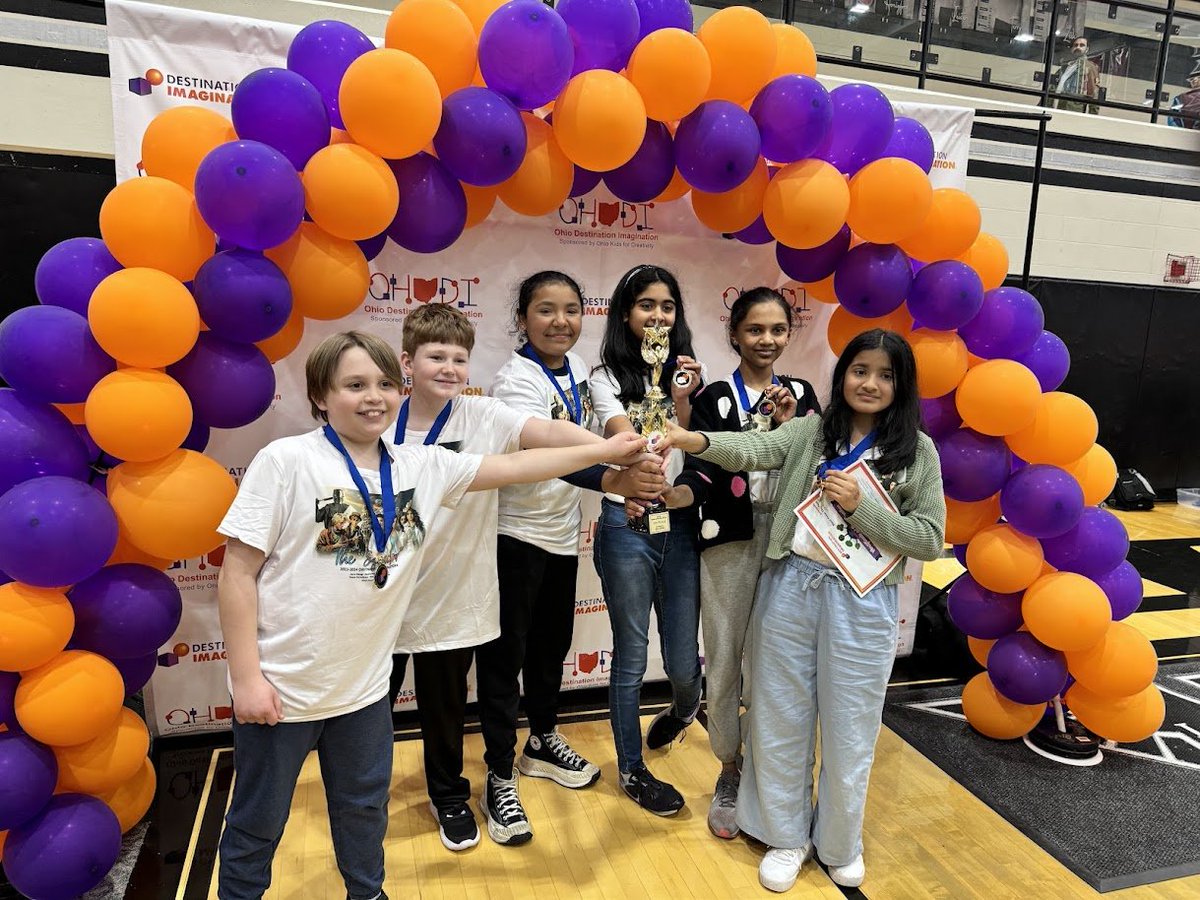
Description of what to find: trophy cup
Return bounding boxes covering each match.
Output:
[627,324,673,534]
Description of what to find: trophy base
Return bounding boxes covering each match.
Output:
[628,500,670,534]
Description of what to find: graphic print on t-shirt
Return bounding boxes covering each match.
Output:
[549,381,595,429]
[313,486,426,581]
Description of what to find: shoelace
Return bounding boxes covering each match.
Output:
[714,773,738,808]
[544,732,587,769]
[768,847,801,867]
[491,777,526,824]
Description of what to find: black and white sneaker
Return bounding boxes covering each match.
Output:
[620,763,685,816]
[646,703,697,750]
[428,800,480,851]
[517,730,602,789]
[478,769,533,846]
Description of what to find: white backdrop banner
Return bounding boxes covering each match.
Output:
[106,0,971,737]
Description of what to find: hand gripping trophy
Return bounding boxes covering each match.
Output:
[626,323,681,534]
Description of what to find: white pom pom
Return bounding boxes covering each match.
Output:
[717,396,732,419]
[700,519,720,540]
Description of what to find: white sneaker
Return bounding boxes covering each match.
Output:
[759,843,814,893]
[828,854,865,887]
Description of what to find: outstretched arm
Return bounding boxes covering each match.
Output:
[469,432,647,493]
[520,417,605,450]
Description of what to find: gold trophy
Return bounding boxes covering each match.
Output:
[627,324,674,534]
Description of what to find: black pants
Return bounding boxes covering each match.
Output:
[474,534,578,778]
[388,646,474,810]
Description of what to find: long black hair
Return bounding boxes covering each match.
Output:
[727,286,793,353]
[821,329,922,475]
[510,270,583,346]
[596,264,696,404]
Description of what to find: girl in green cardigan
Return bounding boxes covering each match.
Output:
[668,329,945,893]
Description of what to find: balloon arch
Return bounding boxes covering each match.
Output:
[0,0,1163,895]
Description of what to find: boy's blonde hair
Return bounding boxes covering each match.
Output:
[306,331,404,421]
[402,303,475,357]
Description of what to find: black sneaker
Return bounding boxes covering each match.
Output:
[518,730,602,789]
[621,763,685,816]
[428,800,480,851]
[478,769,533,846]
[646,704,696,750]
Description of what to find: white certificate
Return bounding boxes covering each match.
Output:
[794,459,903,597]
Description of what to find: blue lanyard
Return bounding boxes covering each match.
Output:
[520,343,581,425]
[731,369,780,415]
[817,431,877,480]
[322,425,396,555]
[394,398,452,445]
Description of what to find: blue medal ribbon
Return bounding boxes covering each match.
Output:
[394,398,452,446]
[322,425,396,558]
[817,430,877,480]
[520,343,581,425]
[732,369,781,415]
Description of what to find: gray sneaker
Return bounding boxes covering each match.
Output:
[707,768,740,839]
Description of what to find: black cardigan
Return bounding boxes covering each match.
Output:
[674,374,821,552]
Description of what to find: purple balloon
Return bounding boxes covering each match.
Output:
[558,0,640,74]
[231,67,330,170]
[286,20,374,130]
[434,87,528,187]
[68,564,183,660]
[749,75,832,163]
[674,100,761,193]
[0,732,58,830]
[833,243,912,317]
[776,225,851,283]
[958,286,1045,360]
[570,165,603,197]
[907,261,984,331]
[0,671,17,730]
[0,389,90,496]
[75,424,121,472]
[604,120,674,203]
[948,574,1023,639]
[732,215,773,245]
[920,392,962,441]
[1014,330,1071,392]
[479,0,574,110]
[0,476,117,587]
[884,116,935,173]
[1040,507,1130,578]
[357,231,388,262]
[180,419,211,455]
[110,651,158,696]
[193,249,293,344]
[634,0,691,39]
[4,794,122,900]
[1000,464,1084,540]
[987,632,1068,704]
[386,154,468,254]
[1093,559,1143,621]
[938,428,1011,502]
[195,141,305,251]
[0,306,115,405]
[167,334,276,430]
[952,543,969,566]
[34,238,122,317]
[816,83,895,176]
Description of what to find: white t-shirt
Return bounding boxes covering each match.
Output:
[387,395,529,653]
[217,427,480,721]
[490,349,621,555]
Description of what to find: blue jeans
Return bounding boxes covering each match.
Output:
[593,499,702,773]
[218,697,392,900]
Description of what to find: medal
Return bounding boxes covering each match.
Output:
[323,425,397,590]
[374,564,388,588]
[756,396,777,419]
[672,368,693,389]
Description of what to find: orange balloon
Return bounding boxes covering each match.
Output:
[453,0,506,34]
[1066,621,1157,698]
[52,402,86,425]
[803,274,838,306]
[0,829,6,860]
[1065,681,1165,744]
[88,268,200,368]
[107,450,238,561]
[967,636,995,669]
[957,232,1009,291]
[898,188,981,263]
[266,223,370,321]
[910,328,968,399]
[85,370,193,463]
[962,672,1044,739]
[54,708,150,794]
[691,159,769,233]
[1004,392,1098,466]
[944,493,1001,545]
[98,177,214,282]
[626,28,711,123]
[653,168,690,203]
[339,49,442,159]
[1022,571,1111,651]
[0,584,74,672]
[552,71,647,172]
[329,128,354,145]
[385,0,477,97]
[763,159,849,250]
[1062,443,1117,507]
[462,182,497,228]
[15,651,124,746]
[698,6,777,104]
[955,360,1041,436]
[97,757,157,834]
[106,531,175,570]
[826,305,911,355]
[847,158,932,245]
[255,308,305,364]
[770,23,818,78]
[497,113,573,217]
[966,523,1044,593]
[302,144,400,241]
[141,107,236,191]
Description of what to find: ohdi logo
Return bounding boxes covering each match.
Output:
[163,703,233,727]
[719,285,812,321]
[557,197,654,232]
[563,650,612,677]
[367,273,482,316]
